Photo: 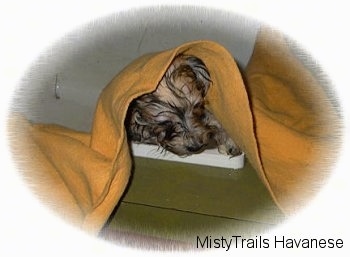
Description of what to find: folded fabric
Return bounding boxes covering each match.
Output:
[245,28,340,213]
[8,28,340,234]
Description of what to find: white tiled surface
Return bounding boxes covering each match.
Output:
[131,143,245,169]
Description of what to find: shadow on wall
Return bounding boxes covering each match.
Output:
[11,6,260,132]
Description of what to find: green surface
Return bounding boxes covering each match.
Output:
[101,156,285,243]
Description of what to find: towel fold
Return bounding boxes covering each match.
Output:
[245,28,340,213]
[9,28,340,234]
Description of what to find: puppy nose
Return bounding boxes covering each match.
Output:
[186,144,203,153]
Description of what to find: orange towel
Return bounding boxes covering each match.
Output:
[245,28,341,213]
[8,28,341,234]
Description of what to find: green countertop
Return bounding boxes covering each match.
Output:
[100,156,285,246]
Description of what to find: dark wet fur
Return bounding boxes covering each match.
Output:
[125,54,240,157]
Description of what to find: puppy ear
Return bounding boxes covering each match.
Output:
[132,109,147,125]
[185,56,211,96]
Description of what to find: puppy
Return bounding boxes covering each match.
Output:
[125,54,241,157]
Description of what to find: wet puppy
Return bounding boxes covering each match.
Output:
[126,54,241,157]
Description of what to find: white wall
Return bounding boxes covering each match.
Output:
[11,6,260,132]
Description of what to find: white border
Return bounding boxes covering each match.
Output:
[1,1,349,256]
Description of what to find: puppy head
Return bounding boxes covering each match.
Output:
[154,55,210,106]
[130,55,216,156]
[133,96,216,156]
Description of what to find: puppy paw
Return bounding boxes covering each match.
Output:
[218,139,241,157]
